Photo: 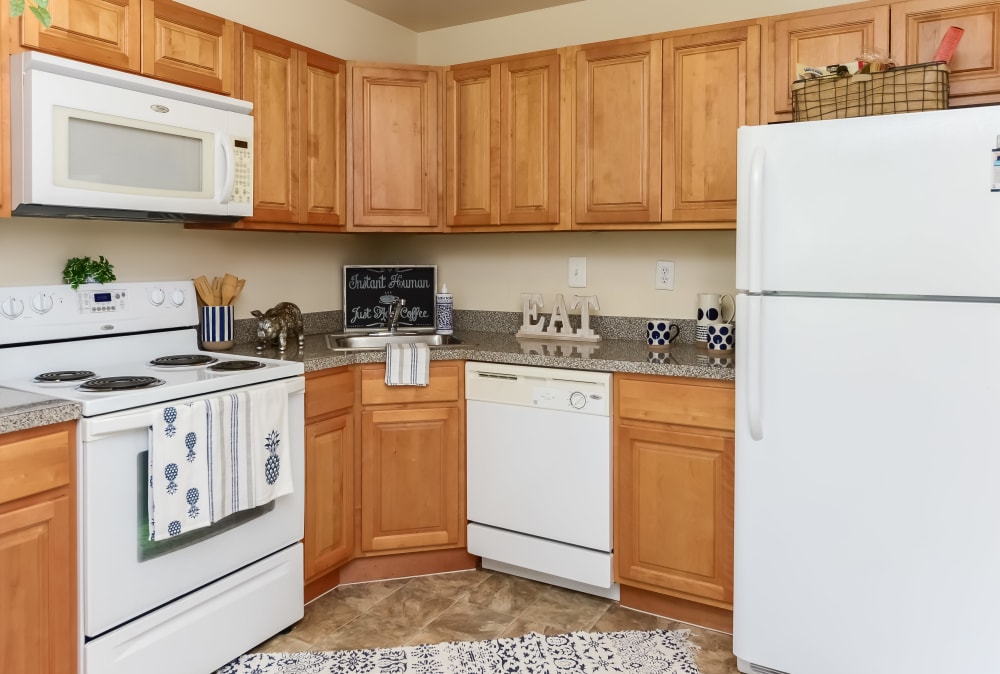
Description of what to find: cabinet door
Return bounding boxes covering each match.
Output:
[351,66,441,230]
[500,54,561,225]
[0,495,75,674]
[241,30,300,224]
[140,0,234,94]
[891,0,1000,106]
[360,407,461,553]
[767,6,890,121]
[446,64,499,227]
[575,40,662,224]
[20,0,141,71]
[615,424,734,605]
[304,412,354,581]
[1,8,10,218]
[663,26,760,223]
[300,50,348,227]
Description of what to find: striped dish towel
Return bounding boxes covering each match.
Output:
[385,342,430,386]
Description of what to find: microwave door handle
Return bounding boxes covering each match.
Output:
[217,134,236,204]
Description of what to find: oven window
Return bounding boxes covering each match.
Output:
[137,451,273,562]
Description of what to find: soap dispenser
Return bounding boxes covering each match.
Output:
[435,283,453,335]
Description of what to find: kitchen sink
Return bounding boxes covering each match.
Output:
[325,333,468,351]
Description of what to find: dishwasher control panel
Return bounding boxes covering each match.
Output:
[466,362,611,416]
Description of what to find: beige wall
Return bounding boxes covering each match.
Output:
[175,0,418,62]
[378,231,736,319]
[417,0,857,65]
[0,220,375,315]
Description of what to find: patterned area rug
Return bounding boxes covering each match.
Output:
[218,629,700,673]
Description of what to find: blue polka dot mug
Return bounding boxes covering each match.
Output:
[706,322,735,351]
[646,319,680,349]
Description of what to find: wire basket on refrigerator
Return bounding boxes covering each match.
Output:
[792,61,949,122]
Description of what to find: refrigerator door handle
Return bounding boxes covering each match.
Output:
[746,294,764,441]
[748,148,765,294]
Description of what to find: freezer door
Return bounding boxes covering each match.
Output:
[736,107,1000,297]
[734,293,1000,674]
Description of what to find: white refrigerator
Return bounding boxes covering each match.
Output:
[734,106,1000,674]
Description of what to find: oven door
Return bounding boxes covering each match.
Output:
[78,377,304,638]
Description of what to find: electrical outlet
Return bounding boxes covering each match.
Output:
[569,257,587,288]
[655,260,675,290]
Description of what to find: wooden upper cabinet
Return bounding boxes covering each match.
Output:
[140,0,234,94]
[891,0,1000,106]
[20,0,141,71]
[500,54,561,226]
[766,5,890,122]
[446,64,499,226]
[236,30,346,231]
[576,40,662,224]
[1,7,10,219]
[241,30,300,225]
[350,65,441,230]
[663,25,760,223]
[446,53,560,229]
[300,51,348,227]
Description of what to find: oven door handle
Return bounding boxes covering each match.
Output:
[80,377,305,440]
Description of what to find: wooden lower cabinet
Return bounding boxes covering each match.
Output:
[358,362,464,555]
[303,369,354,594]
[0,422,76,674]
[614,374,734,622]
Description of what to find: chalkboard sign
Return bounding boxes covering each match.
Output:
[343,265,437,332]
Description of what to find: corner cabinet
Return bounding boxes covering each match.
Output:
[349,64,442,231]
[445,53,563,230]
[614,374,735,630]
[764,5,890,123]
[303,369,355,600]
[0,422,77,674]
[357,362,464,553]
[235,28,347,232]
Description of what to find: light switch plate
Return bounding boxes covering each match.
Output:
[569,257,587,288]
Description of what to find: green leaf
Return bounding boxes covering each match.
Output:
[10,0,26,18]
[35,0,49,8]
[29,4,51,27]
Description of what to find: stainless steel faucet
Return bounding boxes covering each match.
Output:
[387,298,406,332]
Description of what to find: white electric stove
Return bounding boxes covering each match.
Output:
[0,281,307,674]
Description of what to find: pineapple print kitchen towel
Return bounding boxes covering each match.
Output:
[248,383,292,505]
[149,399,213,540]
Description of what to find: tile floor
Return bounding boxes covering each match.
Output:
[251,568,738,673]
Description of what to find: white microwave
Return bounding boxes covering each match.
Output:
[10,52,253,223]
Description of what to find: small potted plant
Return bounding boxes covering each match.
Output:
[63,255,117,290]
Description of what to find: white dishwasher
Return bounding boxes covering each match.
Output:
[465,362,618,599]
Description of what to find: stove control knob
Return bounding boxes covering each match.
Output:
[569,391,587,410]
[149,288,165,306]
[0,296,24,319]
[170,289,186,307]
[30,292,53,314]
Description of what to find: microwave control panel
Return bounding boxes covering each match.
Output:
[231,138,252,205]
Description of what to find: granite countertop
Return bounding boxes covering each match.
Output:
[232,329,736,380]
[0,388,81,435]
[1,329,734,434]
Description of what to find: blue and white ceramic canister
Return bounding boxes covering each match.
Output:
[201,305,234,350]
[435,284,453,335]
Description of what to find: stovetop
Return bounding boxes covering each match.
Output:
[0,281,304,416]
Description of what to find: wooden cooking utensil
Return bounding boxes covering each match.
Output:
[233,279,246,303]
[211,277,222,305]
[193,276,215,306]
[221,274,238,305]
